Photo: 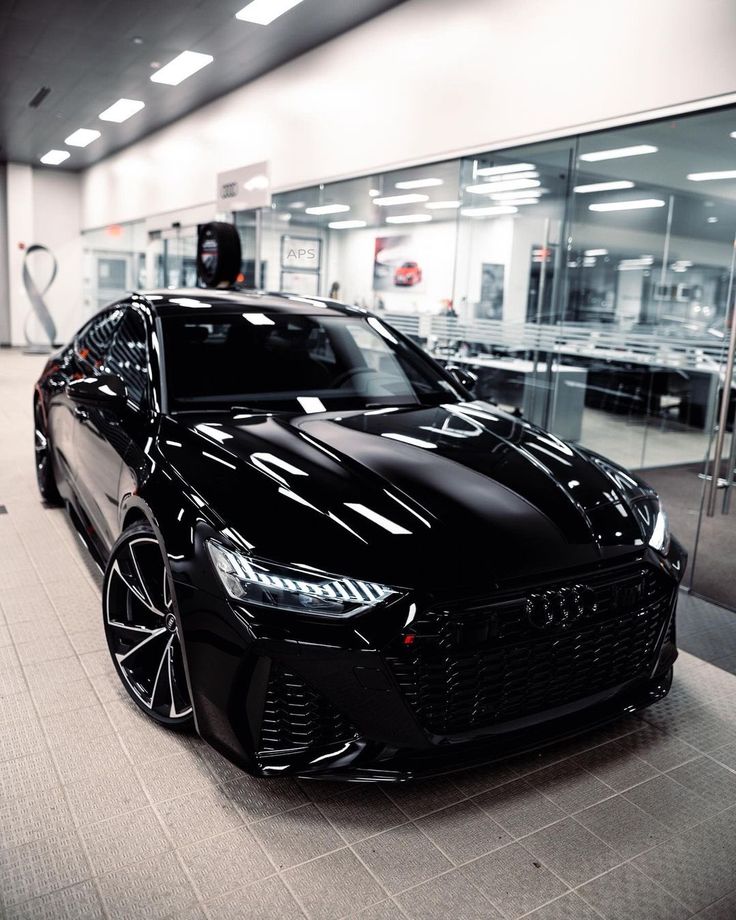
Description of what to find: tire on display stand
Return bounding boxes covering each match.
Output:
[196,221,242,288]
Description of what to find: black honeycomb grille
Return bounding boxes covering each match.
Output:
[387,563,674,735]
[260,665,357,752]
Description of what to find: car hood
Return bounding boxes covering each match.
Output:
[162,401,649,592]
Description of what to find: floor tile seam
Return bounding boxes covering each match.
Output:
[572,854,698,917]
[1,875,111,919]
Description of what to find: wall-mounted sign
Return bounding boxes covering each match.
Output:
[281,236,321,272]
[216,161,271,211]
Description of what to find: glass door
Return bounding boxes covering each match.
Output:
[558,108,736,610]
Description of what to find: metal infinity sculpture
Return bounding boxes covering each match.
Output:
[22,244,58,348]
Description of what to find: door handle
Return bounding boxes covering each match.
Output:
[73,406,89,421]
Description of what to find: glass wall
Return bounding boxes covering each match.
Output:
[238,105,736,607]
[81,220,147,314]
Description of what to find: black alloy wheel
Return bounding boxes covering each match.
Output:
[103,522,193,728]
[34,399,62,505]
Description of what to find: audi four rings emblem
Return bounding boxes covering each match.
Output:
[526,584,597,629]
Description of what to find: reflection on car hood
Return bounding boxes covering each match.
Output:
[163,401,649,591]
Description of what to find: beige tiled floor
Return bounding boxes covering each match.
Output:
[2,347,736,920]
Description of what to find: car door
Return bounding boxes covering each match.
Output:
[48,307,123,496]
[72,306,150,549]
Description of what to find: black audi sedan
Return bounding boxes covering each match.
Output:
[33,289,686,780]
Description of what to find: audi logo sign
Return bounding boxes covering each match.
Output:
[525,585,597,629]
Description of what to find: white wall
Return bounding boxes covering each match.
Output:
[6,165,83,347]
[81,0,736,230]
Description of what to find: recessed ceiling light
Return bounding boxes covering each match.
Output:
[150,50,213,86]
[460,205,518,217]
[573,180,635,193]
[385,214,432,224]
[730,132,736,139]
[39,149,70,165]
[64,128,101,147]
[395,178,443,189]
[707,216,719,223]
[304,204,350,215]
[368,189,381,197]
[373,193,430,206]
[235,0,306,25]
[99,98,145,122]
[425,200,461,210]
[328,220,367,229]
[588,199,665,212]
[289,201,305,209]
[687,169,736,181]
[466,179,540,194]
[584,249,608,256]
[476,162,534,176]
[579,145,657,161]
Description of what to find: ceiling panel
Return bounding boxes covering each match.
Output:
[0,0,407,168]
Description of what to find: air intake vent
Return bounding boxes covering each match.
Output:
[29,87,51,109]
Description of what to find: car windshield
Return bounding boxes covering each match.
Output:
[161,312,461,412]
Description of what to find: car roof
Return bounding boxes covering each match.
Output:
[133,288,365,318]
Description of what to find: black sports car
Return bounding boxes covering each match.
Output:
[34,289,686,780]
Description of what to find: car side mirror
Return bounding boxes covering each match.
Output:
[447,366,478,391]
[67,374,128,410]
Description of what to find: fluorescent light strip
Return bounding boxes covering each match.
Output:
[588,198,665,212]
[485,170,538,181]
[385,214,432,224]
[498,197,539,206]
[64,128,101,147]
[460,205,518,217]
[584,249,608,256]
[235,0,305,24]
[476,162,534,176]
[466,178,540,194]
[151,50,213,86]
[579,145,657,162]
[573,180,634,194]
[395,178,443,189]
[328,220,367,229]
[305,204,350,215]
[99,98,145,122]
[40,150,70,165]
[424,200,461,210]
[489,188,543,200]
[687,170,736,181]
[373,193,429,206]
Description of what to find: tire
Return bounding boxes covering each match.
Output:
[196,221,242,288]
[102,521,194,729]
[34,398,62,506]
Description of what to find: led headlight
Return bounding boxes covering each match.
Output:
[633,498,670,554]
[207,540,400,617]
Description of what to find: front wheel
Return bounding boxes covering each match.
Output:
[103,522,193,729]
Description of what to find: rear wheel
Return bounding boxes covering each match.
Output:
[34,398,62,505]
[103,522,193,728]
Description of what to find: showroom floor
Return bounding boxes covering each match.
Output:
[2,348,736,920]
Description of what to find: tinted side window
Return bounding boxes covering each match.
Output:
[105,310,148,409]
[75,309,123,368]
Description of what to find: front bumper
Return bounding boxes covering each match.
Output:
[174,540,686,781]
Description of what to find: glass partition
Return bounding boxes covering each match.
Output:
[81,220,146,317]
[259,105,736,608]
